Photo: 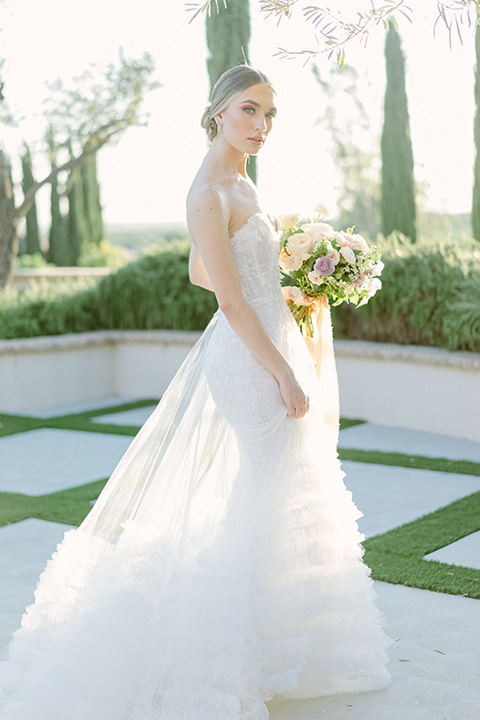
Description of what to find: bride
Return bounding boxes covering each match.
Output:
[0,65,390,720]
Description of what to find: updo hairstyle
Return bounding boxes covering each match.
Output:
[201,65,275,142]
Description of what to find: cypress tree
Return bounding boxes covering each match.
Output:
[48,170,69,265]
[381,22,416,242]
[20,144,41,255]
[81,154,104,246]
[46,127,69,266]
[66,162,89,265]
[205,0,257,183]
[0,149,18,287]
[472,25,480,242]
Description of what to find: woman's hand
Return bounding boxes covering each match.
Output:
[278,371,310,419]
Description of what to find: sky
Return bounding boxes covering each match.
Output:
[0,0,476,227]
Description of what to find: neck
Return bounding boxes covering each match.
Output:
[208,136,248,177]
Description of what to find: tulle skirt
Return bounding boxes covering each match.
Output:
[0,305,390,719]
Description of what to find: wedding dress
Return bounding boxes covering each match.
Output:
[0,212,390,719]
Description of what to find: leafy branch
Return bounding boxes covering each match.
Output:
[434,1,480,48]
[186,0,480,62]
[14,51,160,219]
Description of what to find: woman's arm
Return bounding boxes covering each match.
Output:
[186,187,309,419]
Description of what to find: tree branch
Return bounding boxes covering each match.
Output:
[14,136,111,219]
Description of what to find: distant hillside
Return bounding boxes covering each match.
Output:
[106,212,474,255]
[106,223,189,253]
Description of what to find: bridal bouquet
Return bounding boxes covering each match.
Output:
[279,204,383,337]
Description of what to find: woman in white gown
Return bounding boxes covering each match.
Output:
[0,66,390,720]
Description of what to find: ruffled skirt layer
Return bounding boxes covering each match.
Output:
[0,307,390,719]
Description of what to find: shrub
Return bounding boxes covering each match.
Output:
[443,275,480,352]
[0,240,217,339]
[93,239,217,331]
[14,253,54,269]
[331,233,480,352]
[78,239,131,269]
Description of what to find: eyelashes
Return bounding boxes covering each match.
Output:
[243,107,277,119]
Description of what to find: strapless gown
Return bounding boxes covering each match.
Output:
[0,213,390,719]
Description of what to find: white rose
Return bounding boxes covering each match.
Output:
[302,222,334,237]
[373,260,385,276]
[308,270,325,285]
[367,278,382,297]
[340,246,356,265]
[314,202,329,219]
[287,232,316,260]
[278,213,301,230]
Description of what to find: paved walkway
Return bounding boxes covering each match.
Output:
[0,397,479,719]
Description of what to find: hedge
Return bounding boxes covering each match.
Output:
[331,233,480,353]
[0,234,479,353]
[0,240,217,339]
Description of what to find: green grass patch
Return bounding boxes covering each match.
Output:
[339,418,366,430]
[364,491,480,598]
[0,399,159,438]
[338,447,480,477]
[0,479,108,529]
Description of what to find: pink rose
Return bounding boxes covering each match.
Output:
[314,255,335,277]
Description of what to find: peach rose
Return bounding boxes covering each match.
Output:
[347,233,369,252]
[279,249,303,272]
[282,286,314,306]
[327,248,341,265]
[336,232,350,247]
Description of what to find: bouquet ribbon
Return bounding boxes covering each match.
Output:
[307,296,340,445]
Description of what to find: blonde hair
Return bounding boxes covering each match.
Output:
[201,65,275,142]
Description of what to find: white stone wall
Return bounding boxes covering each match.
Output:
[0,332,478,441]
[335,341,480,441]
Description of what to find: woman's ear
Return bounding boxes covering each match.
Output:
[214,115,223,134]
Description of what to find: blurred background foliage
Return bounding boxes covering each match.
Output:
[1,229,479,353]
[2,3,480,354]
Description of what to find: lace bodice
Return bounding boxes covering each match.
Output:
[230,213,283,310]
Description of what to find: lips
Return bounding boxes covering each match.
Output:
[248,136,265,146]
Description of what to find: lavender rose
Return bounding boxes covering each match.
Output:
[314,255,335,277]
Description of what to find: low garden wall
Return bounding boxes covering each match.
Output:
[0,331,478,441]
[11,268,110,292]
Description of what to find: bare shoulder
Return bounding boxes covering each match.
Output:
[187,182,230,246]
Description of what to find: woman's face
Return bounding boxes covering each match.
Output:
[216,83,277,155]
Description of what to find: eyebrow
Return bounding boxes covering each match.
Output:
[240,99,278,113]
